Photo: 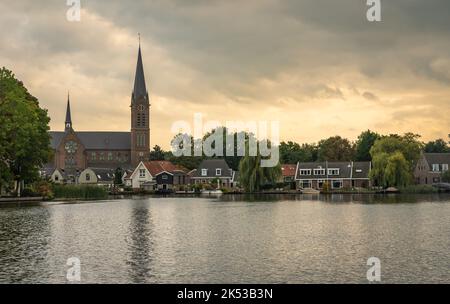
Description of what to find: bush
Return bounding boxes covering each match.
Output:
[21,188,37,197]
[34,181,54,199]
[322,181,331,193]
[442,171,450,183]
[52,184,108,200]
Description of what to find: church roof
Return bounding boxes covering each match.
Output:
[133,45,147,99]
[50,131,131,150]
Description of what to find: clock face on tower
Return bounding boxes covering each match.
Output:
[65,141,78,154]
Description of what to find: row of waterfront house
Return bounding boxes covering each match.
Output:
[43,152,450,192]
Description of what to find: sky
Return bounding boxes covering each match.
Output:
[0,0,449,149]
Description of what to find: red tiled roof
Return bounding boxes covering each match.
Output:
[142,161,187,176]
[281,164,297,177]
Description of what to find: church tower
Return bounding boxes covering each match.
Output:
[131,40,150,166]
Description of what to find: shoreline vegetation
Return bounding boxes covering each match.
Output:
[0,184,444,203]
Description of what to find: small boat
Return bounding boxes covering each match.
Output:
[200,190,223,196]
[301,188,320,194]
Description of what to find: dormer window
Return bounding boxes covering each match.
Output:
[328,169,340,176]
[300,169,311,175]
[216,169,222,176]
[313,169,325,175]
[201,169,208,176]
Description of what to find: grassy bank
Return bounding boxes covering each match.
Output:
[398,185,438,194]
[52,185,108,200]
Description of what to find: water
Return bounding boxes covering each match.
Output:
[0,194,449,284]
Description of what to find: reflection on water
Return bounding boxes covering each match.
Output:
[0,194,449,284]
[126,201,154,283]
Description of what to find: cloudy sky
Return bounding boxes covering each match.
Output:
[1,0,449,148]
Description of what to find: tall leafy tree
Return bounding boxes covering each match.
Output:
[369,133,422,187]
[424,139,449,153]
[317,136,355,161]
[355,130,380,161]
[0,68,52,195]
[149,145,166,161]
[384,152,411,187]
[239,140,281,192]
[279,141,318,164]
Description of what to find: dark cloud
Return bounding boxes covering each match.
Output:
[0,0,449,145]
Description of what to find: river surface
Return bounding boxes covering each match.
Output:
[0,194,449,284]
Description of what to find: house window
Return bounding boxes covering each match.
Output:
[216,169,222,176]
[99,152,105,161]
[300,169,311,176]
[139,169,146,178]
[91,152,97,161]
[355,169,363,173]
[55,175,59,181]
[201,169,208,176]
[332,180,343,189]
[432,164,440,172]
[86,173,91,181]
[313,169,325,175]
[318,180,325,189]
[442,164,449,172]
[300,180,312,188]
[328,169,340,176]
[108,152,113,161]
[433,177,440,183]
[162,175,168,180]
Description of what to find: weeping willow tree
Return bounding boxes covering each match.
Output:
[239,139,281,192]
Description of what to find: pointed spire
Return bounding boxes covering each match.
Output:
[65,92,72,131]
[133,35,147,101]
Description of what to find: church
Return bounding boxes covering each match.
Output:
[46,44,151,180]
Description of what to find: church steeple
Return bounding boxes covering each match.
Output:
[65,92,72,132]
[131,35,150,166]
[132,37,148,101]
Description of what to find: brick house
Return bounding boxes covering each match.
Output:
[294,161,371,190]
[414,153,450,185]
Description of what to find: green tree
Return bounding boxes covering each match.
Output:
[149,145,166,161]
[424,139,449,153]
[279,141,317,164]
[370,133,422,170]
[384,152,411,187]
[369,134,423,187]
[0,68,52,195]
[114,167,124,186]
[355,130,380,161]
[239,140,281,192]
[317,136,355,161]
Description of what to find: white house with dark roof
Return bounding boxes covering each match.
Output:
[294,161,371,190]
[78,168,116,188]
